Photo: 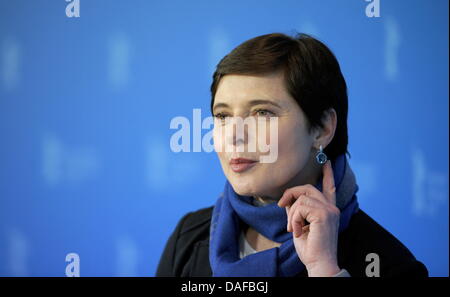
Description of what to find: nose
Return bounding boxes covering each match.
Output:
[226,116,263,156]
[225,117,248,148]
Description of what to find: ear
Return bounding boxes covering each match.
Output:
[313,108,337,149]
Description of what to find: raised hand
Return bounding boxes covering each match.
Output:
[278,160,341,277]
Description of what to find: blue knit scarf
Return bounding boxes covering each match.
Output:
[209,154,360,277]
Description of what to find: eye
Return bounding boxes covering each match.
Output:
[213,112,229,122]
[254,109,275,117]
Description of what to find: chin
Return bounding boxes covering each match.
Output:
[228,177,267,197]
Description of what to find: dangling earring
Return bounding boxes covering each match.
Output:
[315,145,328,165]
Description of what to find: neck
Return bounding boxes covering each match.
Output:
[253,196,279,205]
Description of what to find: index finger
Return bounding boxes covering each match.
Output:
[322,160,336,205]
[277,184,324,208]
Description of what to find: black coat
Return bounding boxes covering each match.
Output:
[156,206,428,277]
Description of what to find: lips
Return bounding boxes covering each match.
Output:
[229,158,258,173]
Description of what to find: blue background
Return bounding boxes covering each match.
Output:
[0,0,448,276]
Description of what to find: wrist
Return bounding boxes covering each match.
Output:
[306,261,341,277]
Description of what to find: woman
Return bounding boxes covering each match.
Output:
[156,33,428,277]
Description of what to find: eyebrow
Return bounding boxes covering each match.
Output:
[212,99,282,112]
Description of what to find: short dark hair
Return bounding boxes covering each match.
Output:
[210,32,350,161]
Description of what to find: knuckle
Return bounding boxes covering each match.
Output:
[330,206,341,216]
[305,184,314,191]
[317,208,328,219]
[297,195,309,206]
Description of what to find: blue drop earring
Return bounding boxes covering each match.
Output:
[315,145,328,165]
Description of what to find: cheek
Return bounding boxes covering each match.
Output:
[213,126,225,153]
[213,127,228,168]
[268,122,311,174]
[280,128,310,157]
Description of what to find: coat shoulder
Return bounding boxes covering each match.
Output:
[179,206,214,236]
[339,209,428,277]
[155,206,214,277]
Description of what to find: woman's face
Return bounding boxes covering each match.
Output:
[212,71,323,200]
